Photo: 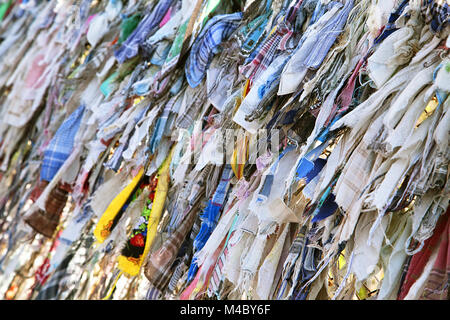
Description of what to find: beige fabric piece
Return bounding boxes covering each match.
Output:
[256,224,288,299]
[237,232,269,294]
[371,111,435,211]
[351,210,390,282]
[433,96,450,158]
[334,104,386,212]
[332,44,438,134]
[89,169,131,219]
[383,63,437,132]
[377,214,412,300]
[367,26,416,88]
[223,231,255,287]
[382,88,428,155]
[248,148,299,223]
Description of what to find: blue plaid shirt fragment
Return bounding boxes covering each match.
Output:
[185,12,243,88]
[40,105,85,182]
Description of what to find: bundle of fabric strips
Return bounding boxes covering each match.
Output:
[0,0,448,301]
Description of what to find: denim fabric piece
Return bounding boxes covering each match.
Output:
[311,193,338,223]
[295,142,328,181]
[305,158,327,183]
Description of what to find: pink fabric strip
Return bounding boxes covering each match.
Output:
[324,57,365,127]
[159,6,172,28]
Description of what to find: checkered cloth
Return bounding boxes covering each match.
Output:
[185,12,243,88]
[114,0,174,64]
[207,214,239,298]
[239,21,291,81]
[299,0,354,70]
[40,105,85,182]
[421,0,449,33]
[276,225,308,299]
[146,285,162,300]
[167,165,212,234]
[239,0,303,80]
[175,85,206,129]
[35,251,75,300]
[145,203,199,291]
[149,95,177,154]
[167,216,202,293]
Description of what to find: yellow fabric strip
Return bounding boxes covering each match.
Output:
[117,147,175,276]
[93,167,144,243]
[101,271,123,300]
[231,134,248,180]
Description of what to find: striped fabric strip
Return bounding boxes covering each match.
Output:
[206,213,240,298]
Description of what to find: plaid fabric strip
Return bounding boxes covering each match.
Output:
[40,105,85,182]
[240,0,303,80]
[175,87,206,129]
[80,45,109,74]
[167,258,187,292]
[276,225,307,299]
[146,285,162,300]
[188,165,212,207]
[210,165,234,207]
[207,245,228,297]
[421,0,449,32]
[185,12,243,88]
[149,96,177,154]
[35,252,74,300]
[145,204,199,291]
[114,0,174,64]
[302,0,353,70]
[167,216,202,293]
[167,165,212,234]
[104,143,126,172]
[239,25,285,80]
[207,213,239,298]
[104,105,148,172]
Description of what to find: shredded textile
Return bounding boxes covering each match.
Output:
[0,0,448,301]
